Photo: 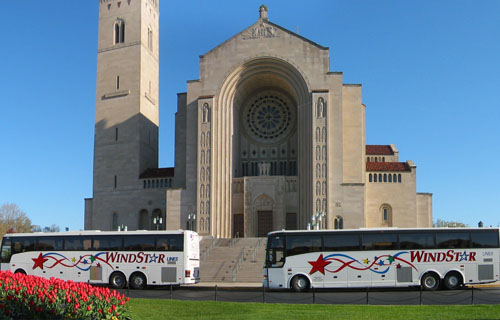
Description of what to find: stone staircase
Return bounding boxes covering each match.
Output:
[199,237,267,283]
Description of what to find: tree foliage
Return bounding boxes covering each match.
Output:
[0,203,33,238]
[32,224,60,233]
[433,219,468,228]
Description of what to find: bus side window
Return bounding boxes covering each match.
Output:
[37,237,63,251]
[13,237,36,253]
[471,231,499,248]
[83,238,92,250]
[156,236,169,251]
[436,232,470,249]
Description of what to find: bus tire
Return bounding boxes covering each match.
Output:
[291,275,309,292]
[444,272,462,290]
[109,272,127,289]
[130,272,147,290]
[14,269,26,275]
[421,273,440,291]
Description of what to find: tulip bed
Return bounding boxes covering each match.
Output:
[0,271,130,319]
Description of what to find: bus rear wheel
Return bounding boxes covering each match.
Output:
[444,272,462,290]
[130,272,147,290]
[109,272,127,289]
[421,273,440,291]
[14,269,26,275]
[291,275,309,292]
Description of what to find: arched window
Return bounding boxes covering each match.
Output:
[316,164,321,178]
[201,133,205,147]
[316,182,321,196]
[398,174,402,183]
[393,174,397,183]
[383,174,387,182]
[374,174,377,182]
[388,174,392,183]
[379,174,382,182]
[369,173,372,182]
[380,205,392,227]
[316,127,320,142]
[322,127,327,142]
[334,216,343,230]
[114,19,125,44]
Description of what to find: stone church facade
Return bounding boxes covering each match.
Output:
[85,1,433,237]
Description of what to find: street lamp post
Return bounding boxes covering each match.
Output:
[311,212,326,230]
[153,216,163,230]
[187,213,196,231]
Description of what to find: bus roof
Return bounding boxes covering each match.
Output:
[267,227,500,236]
[2,230,197,238]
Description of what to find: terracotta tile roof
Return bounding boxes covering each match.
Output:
[366,145,394,155]
[140,167,175,179]
[366,162,410,172]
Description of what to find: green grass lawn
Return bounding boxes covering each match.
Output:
[127,299,500,320]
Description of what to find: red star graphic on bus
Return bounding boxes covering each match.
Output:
[308,254,331,275]
[32,253,48,270]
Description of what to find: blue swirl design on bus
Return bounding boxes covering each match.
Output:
[32,252,113,271]
[308,251,418,275]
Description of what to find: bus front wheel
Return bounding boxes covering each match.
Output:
[444,272,462,290]
[421,273,440,291]
[130,272,147,289]
[109,272,127,289]
[14,269,26,275]
[291,275,309,292]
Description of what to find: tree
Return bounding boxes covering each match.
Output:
[32,224,61,233]
[0,203,33,238]
[433,219,468,228]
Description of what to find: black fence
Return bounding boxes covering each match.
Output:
[120,286,500,305]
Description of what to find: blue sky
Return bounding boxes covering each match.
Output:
[0,1,499,230]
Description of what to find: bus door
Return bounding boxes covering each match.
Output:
[265,234,286,289]
[0,237,11,271]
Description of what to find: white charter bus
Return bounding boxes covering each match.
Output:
[264,228,500,292]
[0,230,200,289]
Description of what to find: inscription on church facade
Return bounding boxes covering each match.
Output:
[241,23,281,40]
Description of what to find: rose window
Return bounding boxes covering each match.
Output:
[242,91,295,144]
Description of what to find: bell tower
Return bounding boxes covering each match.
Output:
[85,0,160,229]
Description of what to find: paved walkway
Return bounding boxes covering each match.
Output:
[185,280,500,289]
[187,281,263,288]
